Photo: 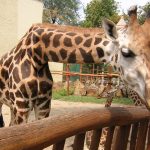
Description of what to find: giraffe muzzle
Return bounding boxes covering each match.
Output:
[146,100,150,111]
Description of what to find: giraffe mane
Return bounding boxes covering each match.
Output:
[33,23,104,35]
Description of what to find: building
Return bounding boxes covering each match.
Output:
[0,0,63,82]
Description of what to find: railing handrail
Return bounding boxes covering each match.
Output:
[0,107,149,150]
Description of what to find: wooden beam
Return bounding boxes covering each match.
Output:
[0,107,149,150]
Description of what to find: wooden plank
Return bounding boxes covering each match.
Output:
[0,107,149,150]
[136,120,149,150]
[52,140,65,150]
[130,123,139,150]
[89,129,102,150]
[112,125,131,150]
[104,126,115,150]
[147,123,150,150]
[73,133,85,150]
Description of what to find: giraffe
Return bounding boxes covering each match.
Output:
[102,5,150,110]
[0,23,117,126]
[1,5,149,127]
[86,82,144,150]
[86,7,150,146]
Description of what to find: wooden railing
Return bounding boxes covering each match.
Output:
[0,107,149,150]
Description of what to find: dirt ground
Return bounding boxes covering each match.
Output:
[2,100,122,150]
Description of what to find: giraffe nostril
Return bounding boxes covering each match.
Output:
[102,59,106,62]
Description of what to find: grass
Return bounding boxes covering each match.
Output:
[52,89,134,105]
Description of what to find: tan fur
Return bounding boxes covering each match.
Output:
[33,23,104,35]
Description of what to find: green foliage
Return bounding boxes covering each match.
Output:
[81,0,120,27]
[53,87,74,97]
[138,2,150,24]
[52,90,133,105]
[42,0,81,25]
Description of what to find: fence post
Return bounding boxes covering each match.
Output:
[52,140,65,150]
[66,64,70,96]
[112,125,131,150]
[89,129,102,150]
[73,132,86,150]
[135,120,149,150]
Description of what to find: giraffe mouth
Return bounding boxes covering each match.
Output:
[142,99,150,111]
[146,100,150,111]
[138,97,150,111]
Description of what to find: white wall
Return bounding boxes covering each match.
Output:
[0,0,18,55]
[17,0,43,39]
[0,0,43,56]
[0,0,63,82]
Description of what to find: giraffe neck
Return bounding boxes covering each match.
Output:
[18,24,111,68]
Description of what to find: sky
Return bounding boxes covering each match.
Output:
[79,0,150,20]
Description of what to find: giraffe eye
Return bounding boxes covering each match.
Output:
[121,48,136,58]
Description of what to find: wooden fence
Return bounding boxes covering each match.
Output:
[0,107,149,150]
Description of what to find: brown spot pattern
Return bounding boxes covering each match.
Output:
[68,50,76,63]
[16,101,29,109]
[13,67,20,83]
[53,34,63,48]
[45,65,52,79]
[39,100,50,110]
[33,56,43,66]
[1,68,9,81]
[96,47,104,58]
[94,37,102,45]
[60,48,67,60]
[9,63,14,73]
[15,40,23,52]
[36,29,44,35]
[40,81,52,94]
[4,56,13,67]
[34,45,42,58]
[66,32,77,36]
[49,51,59,62]
[0,79,5,90]
[14,49,26,64]
[36,97,47,106]
[25,33,32,46]
[17,116,23,124]
[28,80,38,98]
[33,34,40,44]
[44,54,49,62]
[10,92,15,101]
[75,36,83,45]
[83,38,92,47]
[64,37,73,47]
[21,59,31,79]
[20,84,29,98]
[79,48,94,63]
[5,90,9,100]
[42,32,53,48]
[103,41,109,46]
[15,90,23,98]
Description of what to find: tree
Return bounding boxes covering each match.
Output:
[42,0,81,25]
[81,0,120,27]
[138,2,150,24]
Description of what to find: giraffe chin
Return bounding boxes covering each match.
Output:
[146,100,150,111]
[144,100,150,111]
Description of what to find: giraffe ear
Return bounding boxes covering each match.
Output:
[102,19,118,41]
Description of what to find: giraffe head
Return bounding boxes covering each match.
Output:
[102,6,150,110]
